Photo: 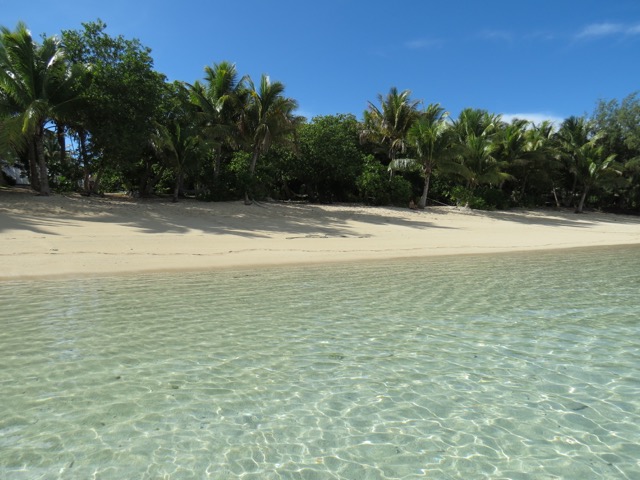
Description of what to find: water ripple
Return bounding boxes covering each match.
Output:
[1,246,639,479]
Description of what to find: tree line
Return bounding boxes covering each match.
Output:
[1,21,639,212]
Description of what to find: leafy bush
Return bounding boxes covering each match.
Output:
[389,175,413,206]
[356,156,414,206]
[447,186,511,210]
[477,187,511,210]
[226,151,253,197]
[356,156,390,205]
[448,186,489,209]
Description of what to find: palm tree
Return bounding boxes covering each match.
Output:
[448,109,511,202]
[575,143,618,213]
[451,108,501,140]
[188,61,245,184]
[0,22,86,195]
[361,87,421,163]
[151,119,203,202]
[497,119,555,203]
[388,103,453,208]
[518,120,558,203]
[452,133,512,195]
[555,116,593,209]
[239,74,299,203]
[556,117,620,212]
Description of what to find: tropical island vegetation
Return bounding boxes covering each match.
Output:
[1,20,639,213]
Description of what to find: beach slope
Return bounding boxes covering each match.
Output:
[1,188,639,279]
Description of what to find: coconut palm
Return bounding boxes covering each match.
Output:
[554,116,594,208]
[451,108,501,140]
[361,87,421,163]
[504,120,558,204]
[151,119,204,202]
[389,103,453,208]
[189,61,246,183]
[448,109,511,201]
[0,22,86,195]
[147,82,205,202]
[239,74,299,203]
[575,143,619,213]
[556,117,620,212]
[452,133,512,194]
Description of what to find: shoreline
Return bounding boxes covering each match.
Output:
[2,188,640,281]
[2,244,638,283]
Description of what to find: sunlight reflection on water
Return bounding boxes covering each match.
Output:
[1,246,639,479]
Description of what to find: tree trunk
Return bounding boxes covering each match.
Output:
[139,161,165,197]
[418,173,431,209]
[93,170,103,194]
[519,173,529,202]
[213,153,221,183]
[552,186,561,208]
[78,129,92,195]
[575,186,589,213]
[565,174,578,208]
[172,170,183,203]
[245,149,260,205]
[35,130,51,196]
[248,149,260,177]
[27,140,41,192]
[56,122,66,165]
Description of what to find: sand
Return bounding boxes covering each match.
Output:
[1,187,639,280]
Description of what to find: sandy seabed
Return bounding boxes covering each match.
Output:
[1,187,640,280]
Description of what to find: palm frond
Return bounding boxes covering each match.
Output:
[388,157,421,173]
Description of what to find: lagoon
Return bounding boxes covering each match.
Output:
[1,246,639,479]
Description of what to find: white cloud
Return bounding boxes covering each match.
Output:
[501,112,565,127]
[480,29,513,42]
[628,24,640,35]
[404,38,443,49]
[525,31,556,41]
[576,22,640,39]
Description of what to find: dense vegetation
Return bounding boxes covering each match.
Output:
[1,21,639,212]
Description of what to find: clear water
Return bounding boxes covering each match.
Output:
[1,247,639,479]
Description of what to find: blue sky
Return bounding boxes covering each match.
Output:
[4,0,640,123]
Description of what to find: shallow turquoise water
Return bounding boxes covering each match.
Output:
[1,246,639,479]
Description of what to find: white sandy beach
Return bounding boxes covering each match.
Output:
[1,187,640,280]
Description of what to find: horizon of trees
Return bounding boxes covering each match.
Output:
[1,20,639,213]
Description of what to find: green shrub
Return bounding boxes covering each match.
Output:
[477,187,511,210]
[389,175,413,206]
[356,156,388,205]
[448,186,489,209]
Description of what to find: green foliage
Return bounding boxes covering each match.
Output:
[446,186,489,210]
[3,20,639,212]
[448,109,512,193]
[357,155,390,205]
[389,175,414,206]
[61,20,166,181]
[361,87,420,162]
[447,186,478,208]
[590,92,640,211]
[0,22,87,194]
[554,116,622,212]
[240,74,299,173]
[478,186,512,210]
[150,81,207,200]
[227,151,254,197]
[296,114,365,202]
[238,73,300,202]
[188,60,245,191]
[356,155,412,206]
